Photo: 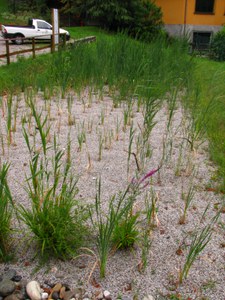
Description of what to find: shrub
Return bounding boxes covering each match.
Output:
[210,27,225,61]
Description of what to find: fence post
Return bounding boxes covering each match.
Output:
[6,39,10,65]
[63,33,66,48]
[32,38,36,59]
[51,34,55,53]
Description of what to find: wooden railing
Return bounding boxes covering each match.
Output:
[0,34,96,65]
[0,33,68,65]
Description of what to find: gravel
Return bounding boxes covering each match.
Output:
[0,90,224,300]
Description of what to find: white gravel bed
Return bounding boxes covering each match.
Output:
[0,90,224,300]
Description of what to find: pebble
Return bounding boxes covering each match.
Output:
[51,283,62,293]
[142,295,155,300]
[13,291,24,300]
[96,292,104,300]
[26,281,42,300]
[103,290,111,300]
[12,275,22,282]
[4,295,18,300]
[63,290,75,300]
[121,296,132,300]
[41,293,48,300]
[59,287,66,299]
[51,291,59,300]
[2,270,16,281]
[0,279,16,297]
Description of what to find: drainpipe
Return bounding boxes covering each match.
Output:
[184,0,188,36]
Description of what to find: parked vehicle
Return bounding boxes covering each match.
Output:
[1,19,70,45]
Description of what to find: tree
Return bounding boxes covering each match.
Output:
[60,0,163,39]
[8,0,49,16]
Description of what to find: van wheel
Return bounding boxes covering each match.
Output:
[14,34,24,45]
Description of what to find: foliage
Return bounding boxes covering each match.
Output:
[91,179,138,277]
[179,213,220,283]
[112,210,139,249]
[210,27,225,61]
[19,112,88,259]
[0,163,13,261]
[62,0,163,40]
[8,0,50,18]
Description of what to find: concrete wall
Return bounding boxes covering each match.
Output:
[164,24,223,41]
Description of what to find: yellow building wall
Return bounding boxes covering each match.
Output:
[156,0,225,26]
[156,0,185,24]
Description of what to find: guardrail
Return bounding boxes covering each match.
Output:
[0,32,68,65]
[0,34,96,65]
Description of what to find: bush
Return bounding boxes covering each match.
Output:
[210,27,225,61]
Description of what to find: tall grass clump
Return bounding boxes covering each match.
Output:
[185,59,225,191]
[19,131,88,259]
[0,163,14,261]
[179,212,220,283]
[91,179,138,278]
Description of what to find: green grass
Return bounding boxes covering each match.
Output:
[66,26,110,40]
[191,58,225,191]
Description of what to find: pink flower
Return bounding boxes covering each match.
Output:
[132,167,160,189]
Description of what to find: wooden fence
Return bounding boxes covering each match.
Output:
[0,34,96,65]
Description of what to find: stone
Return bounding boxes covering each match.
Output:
[51,291,59,300]
[52,283,62,293]
[142,296,155,300]
[26,281,42,300]
[0,279,16,297]
[73,288,83,299]
[103,291,111,300]
[3,270,17,281]
[12,275,22,282]
[96,292,103,300]
[121,296,132,300]
[13,290,24,300]
[4,295,18,300]
[41,293,49,300]
[63,290,75,300]
[59,287,66,299]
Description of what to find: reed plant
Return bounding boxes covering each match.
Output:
[6,94,13,145]
[112,209,140,250]
[0,163,14,261]
[91,179,138,278]
[179,213,220,283]
[19,132,88,259]
[127,123,135,174]
[28,98,51,156]
[179,179,195,224]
